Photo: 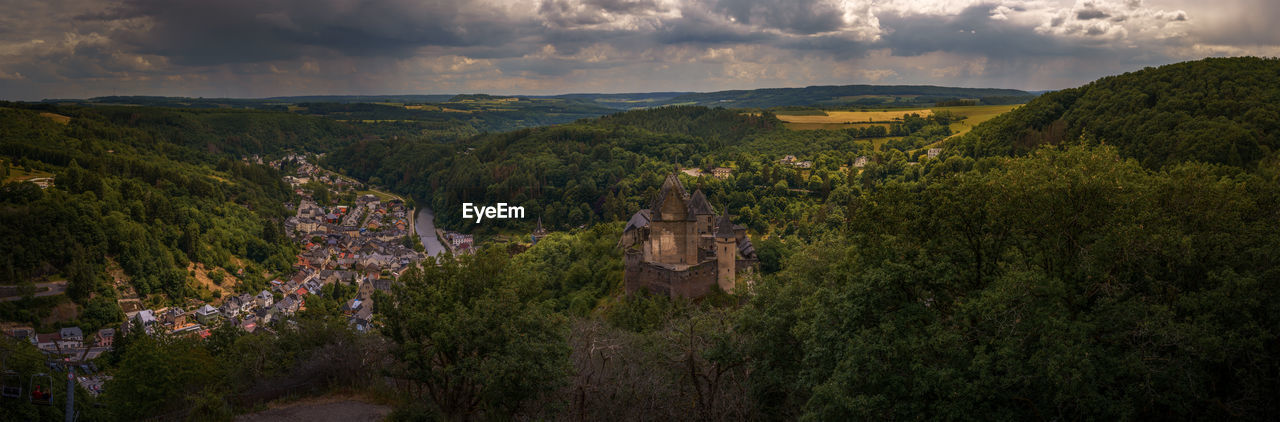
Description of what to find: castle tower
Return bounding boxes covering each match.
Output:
[714,215,737,293]
[649,174,696,265]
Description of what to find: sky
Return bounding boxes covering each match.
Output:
[1,0,1277,100]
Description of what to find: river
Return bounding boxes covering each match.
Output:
[415,207,448,257]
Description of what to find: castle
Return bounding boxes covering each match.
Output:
[620,174,757,298]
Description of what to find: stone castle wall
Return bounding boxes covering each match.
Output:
[625,249,718,298]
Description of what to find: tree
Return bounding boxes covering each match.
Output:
[102,334,222,420]
[80,295,123,332]
[382,248,570,419]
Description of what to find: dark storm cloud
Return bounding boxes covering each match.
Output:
[778,34,871,60]
[103,0,540,65]
[539,0,665,27]
[651,11,777,46]
[3,0,1277,100]
[875,6,1079,58]
[1076,9,1111,20]
[711,0,846,35]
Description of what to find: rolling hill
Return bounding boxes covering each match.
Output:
[949,56,1280,168]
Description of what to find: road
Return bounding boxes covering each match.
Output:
[0,281,68,302]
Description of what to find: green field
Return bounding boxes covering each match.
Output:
[2,159,55,184]
[931,104,1021,140]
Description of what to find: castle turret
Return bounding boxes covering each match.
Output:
[714,215,736,293]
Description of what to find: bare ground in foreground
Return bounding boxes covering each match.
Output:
[235,395,391,422]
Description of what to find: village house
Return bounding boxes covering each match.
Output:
[195,304,220,324]
[131,310,157,334]
[274,295,302,316]
[27,177,54,189]
[712,167,733,179]
[5,327,34,344]
[161,308,187,327]
[220,295,244,318]
[58,327,83,349]
[257,290,274,308]
[95,328,114,348]
[36,332,60,352]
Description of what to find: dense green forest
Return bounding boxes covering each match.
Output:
[742,146,1280,419]
[951,57,1280,168]
[324,105,959,235]
[47,95,626,142]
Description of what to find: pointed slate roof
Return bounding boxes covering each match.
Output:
[624,209,651,232]
[688,190,716,215]
[714,215,735,238]
[650,174,689,215]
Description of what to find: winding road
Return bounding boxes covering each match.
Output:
[0,281,68,301]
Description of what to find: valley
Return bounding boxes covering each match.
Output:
[2,57,1280,421]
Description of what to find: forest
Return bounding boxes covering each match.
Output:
[323,105,959,236]
[951,57,1280,168]
[2,56,1280,420]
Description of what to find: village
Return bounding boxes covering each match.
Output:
[3,153,432,397]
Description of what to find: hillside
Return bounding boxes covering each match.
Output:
[0,104,358,327]
[949,57,1280,168]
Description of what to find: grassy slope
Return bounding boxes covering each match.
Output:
[932,104,1022,140]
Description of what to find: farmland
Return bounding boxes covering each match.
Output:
[782,122,892,131]
[931,104,1020,139]
[774,104,1019,135]
[775,109,934,127]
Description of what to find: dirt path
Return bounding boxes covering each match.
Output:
[236,398,391,422]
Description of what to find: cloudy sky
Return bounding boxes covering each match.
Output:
[1,0,1276,100]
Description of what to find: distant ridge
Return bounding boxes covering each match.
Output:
[40,84,1035,110]
[652,84,1034,108]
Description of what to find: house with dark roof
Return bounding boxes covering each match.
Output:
[36,332,60,352]
[257,290,274,308]
[59,326,83,342]
[95,328,115,348]
[195,304,220,324]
